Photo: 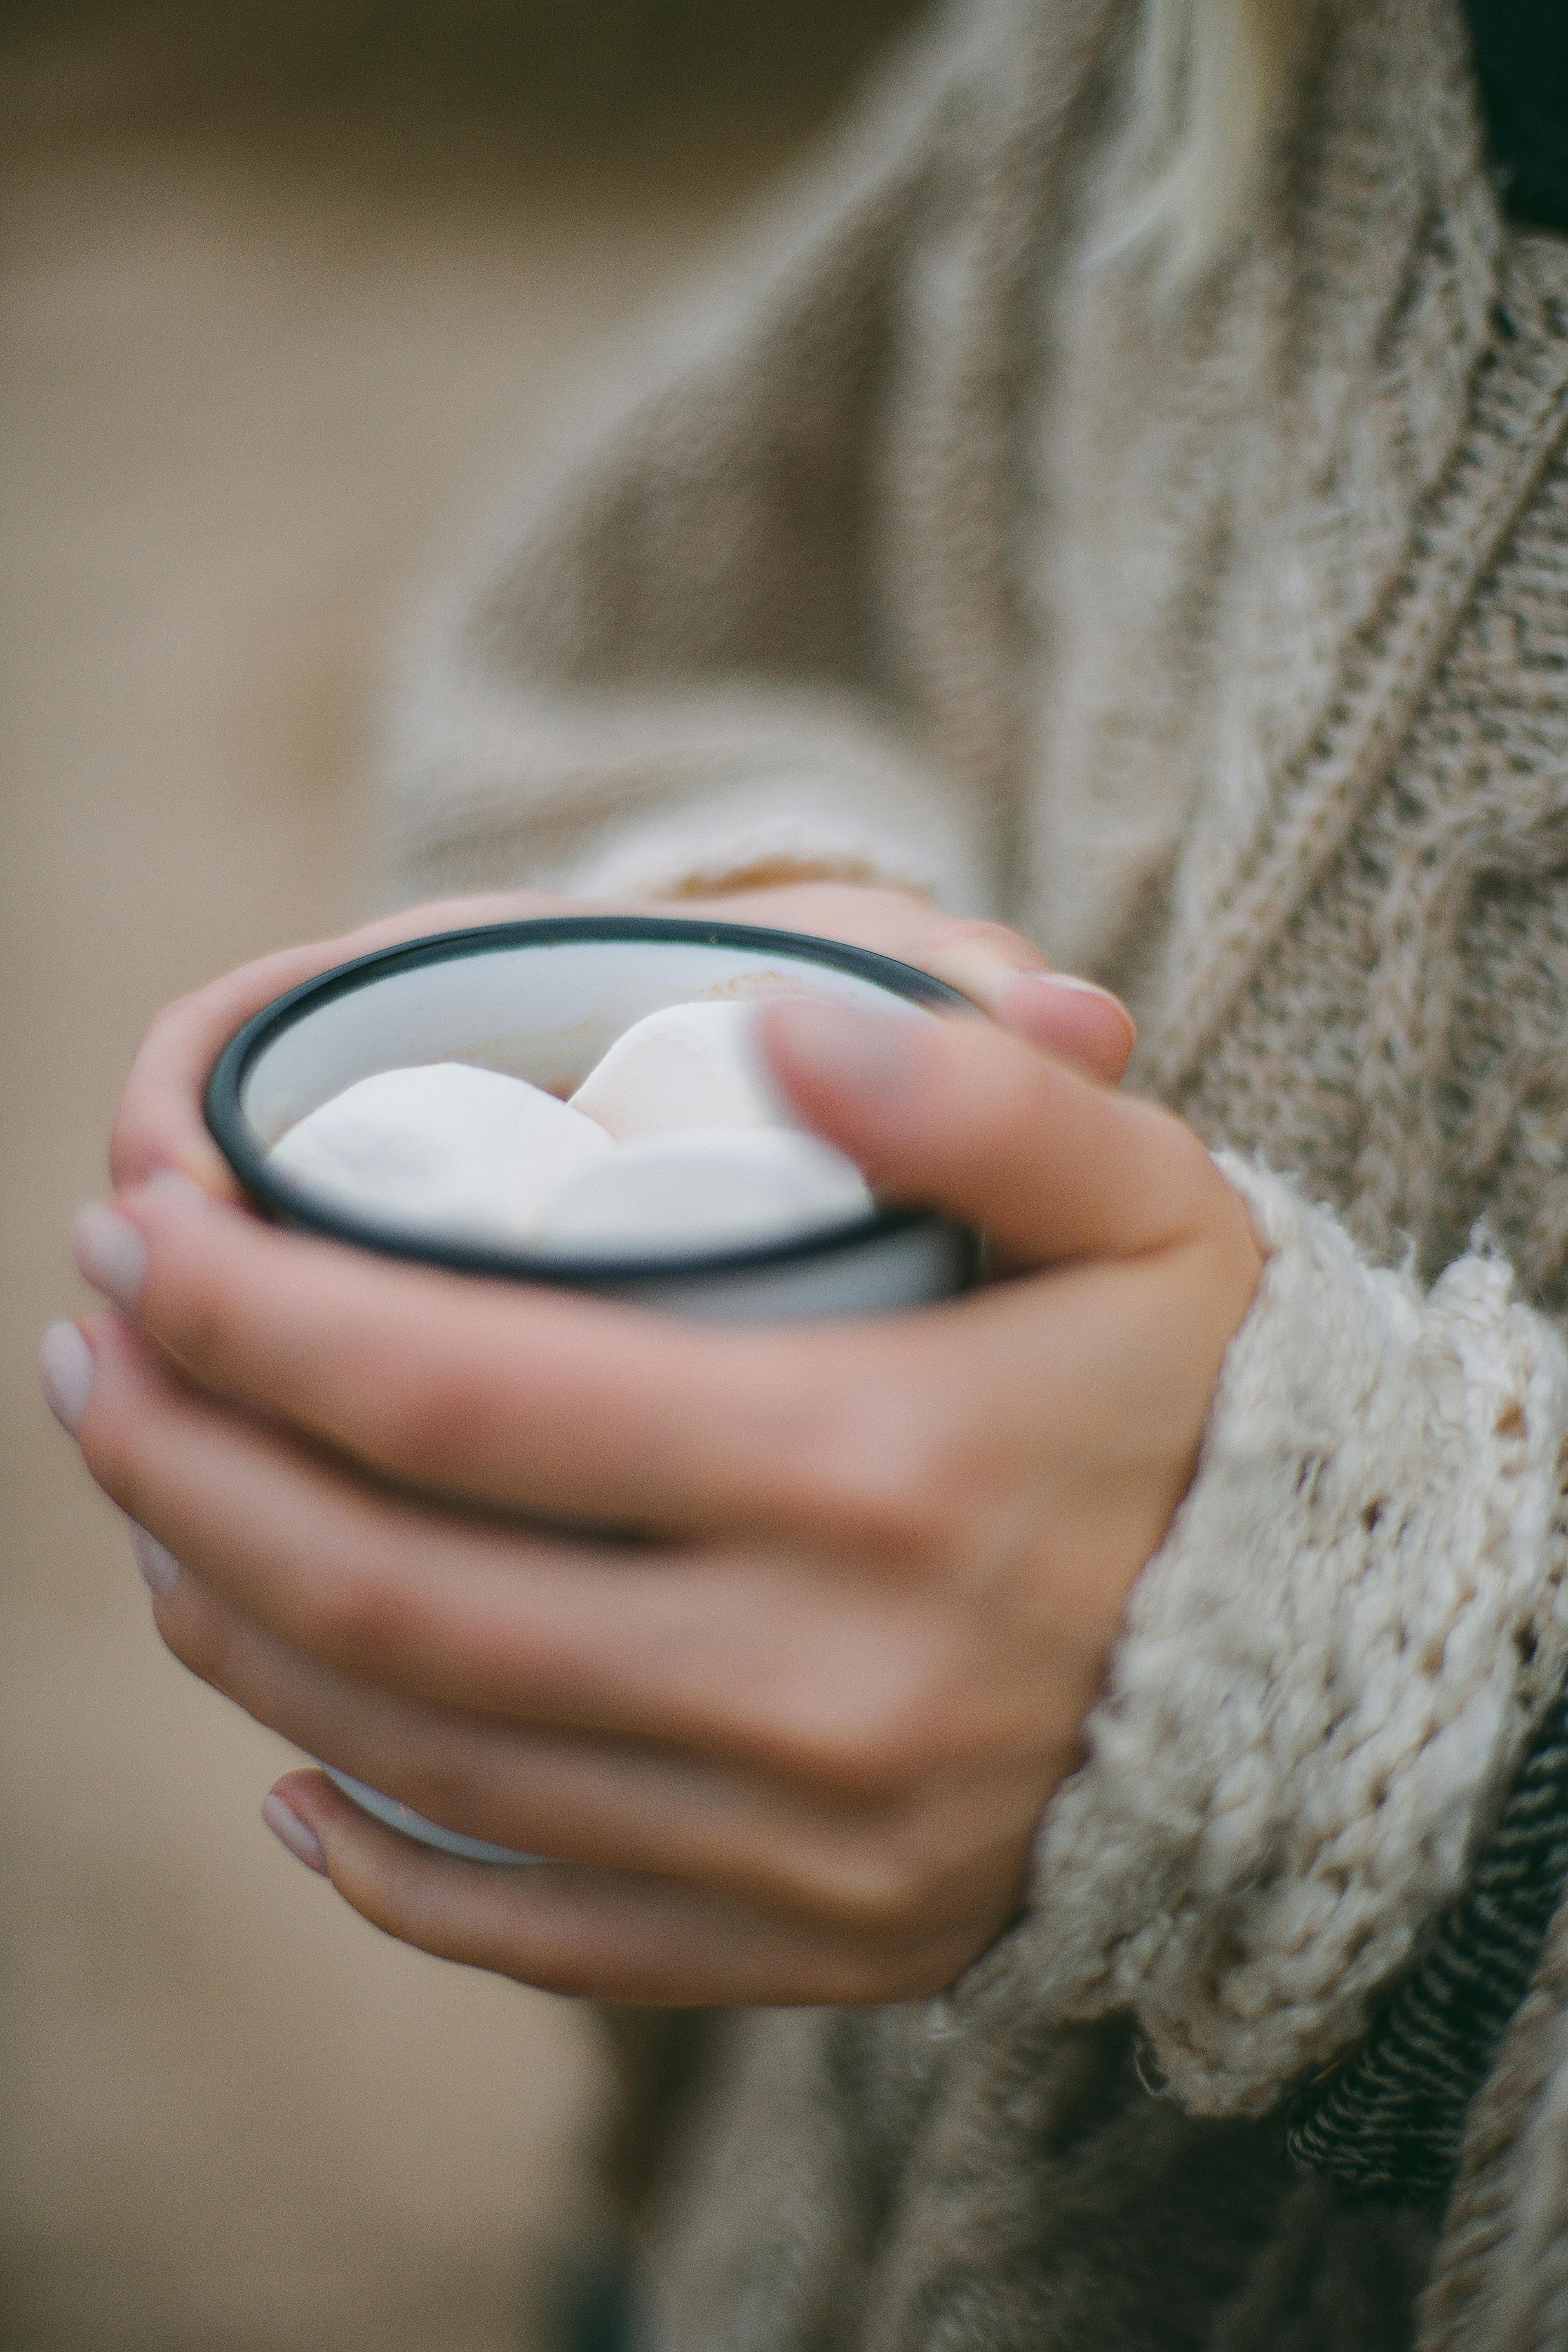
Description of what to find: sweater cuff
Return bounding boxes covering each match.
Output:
[552,771,979,910]
[381,671,993,917]
[960,1158,1568,2115]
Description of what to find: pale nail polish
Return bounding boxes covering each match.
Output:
[262,1795,329,1877]
[129,1524,180,1600]
[72,1201,147,1312]
[1020,972,1129,1011]
[1013,971,1137,1045]
[39,1321,95,1432]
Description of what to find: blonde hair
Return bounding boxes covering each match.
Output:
[1099,0,1303,284]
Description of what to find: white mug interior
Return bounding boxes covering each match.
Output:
[225,925,975,1319]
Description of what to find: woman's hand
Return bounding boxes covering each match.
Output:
[47,995,1260,2006]
[107,878,1134,1198]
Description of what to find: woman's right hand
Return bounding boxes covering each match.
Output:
[107,880,1135,1198]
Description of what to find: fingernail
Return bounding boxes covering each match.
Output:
[129,1523,180,1600]
[766,1002,918,1098]
[39,1320,95,1432]
[72,1201,147,1312]
[1009,971,1138,1051]
[262,1793,329,1877]
[933,940,1039,1004]
[1022,972,1132,1015]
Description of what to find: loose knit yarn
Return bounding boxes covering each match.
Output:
[976,1159,1568,2115]
[383,0,1568,2342]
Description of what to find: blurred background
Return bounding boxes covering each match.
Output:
[0,3,921,2345]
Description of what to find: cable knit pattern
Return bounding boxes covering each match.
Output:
[381,0,1568,2339]
[1009,1159,1568,2111]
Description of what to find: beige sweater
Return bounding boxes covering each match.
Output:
[385,1,1568,2341]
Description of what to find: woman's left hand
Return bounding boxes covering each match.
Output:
[51,1003,1261,2005]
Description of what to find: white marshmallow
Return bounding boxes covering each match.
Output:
[536,1127,873,1258]
[569,1001,788,1140]
[270,1063,613,1247]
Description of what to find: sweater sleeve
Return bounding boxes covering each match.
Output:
[380,5,997,920]
[957,1158,1568,2118]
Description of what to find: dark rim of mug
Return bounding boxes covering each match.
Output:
[205,915,980,1289]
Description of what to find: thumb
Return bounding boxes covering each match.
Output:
[920,935,1135,1085]
[760,1001,1229,1267]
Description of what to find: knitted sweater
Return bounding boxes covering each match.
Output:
[384,1,1568,2342]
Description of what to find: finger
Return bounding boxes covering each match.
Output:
[979,969,1135,1084]
[151,1564,1040,1938]
[72,1315,1016,1788]
[910,925,1132,1083]
[77,1175,849,1535]
[761,1000,1256,1269]
[687,884,1135,1082]
[108,889,587,1195]
[263,1771,993,2005]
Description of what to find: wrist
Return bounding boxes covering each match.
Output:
[965,1160,1568,2114]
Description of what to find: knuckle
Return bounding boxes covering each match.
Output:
[350,1373,442,1478]
[801,1459,930,1557]
[810,1819,946,1941]
[136,1228,249,1386]
[157,1259,231,1374]
[799,1395,980,1567]
[784,1673,951,1802]
[297,1556,410,1665]
[348,1352,485,1484]
[833,1457,942,1554]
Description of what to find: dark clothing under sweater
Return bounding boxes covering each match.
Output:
[1465,0,1568,230]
